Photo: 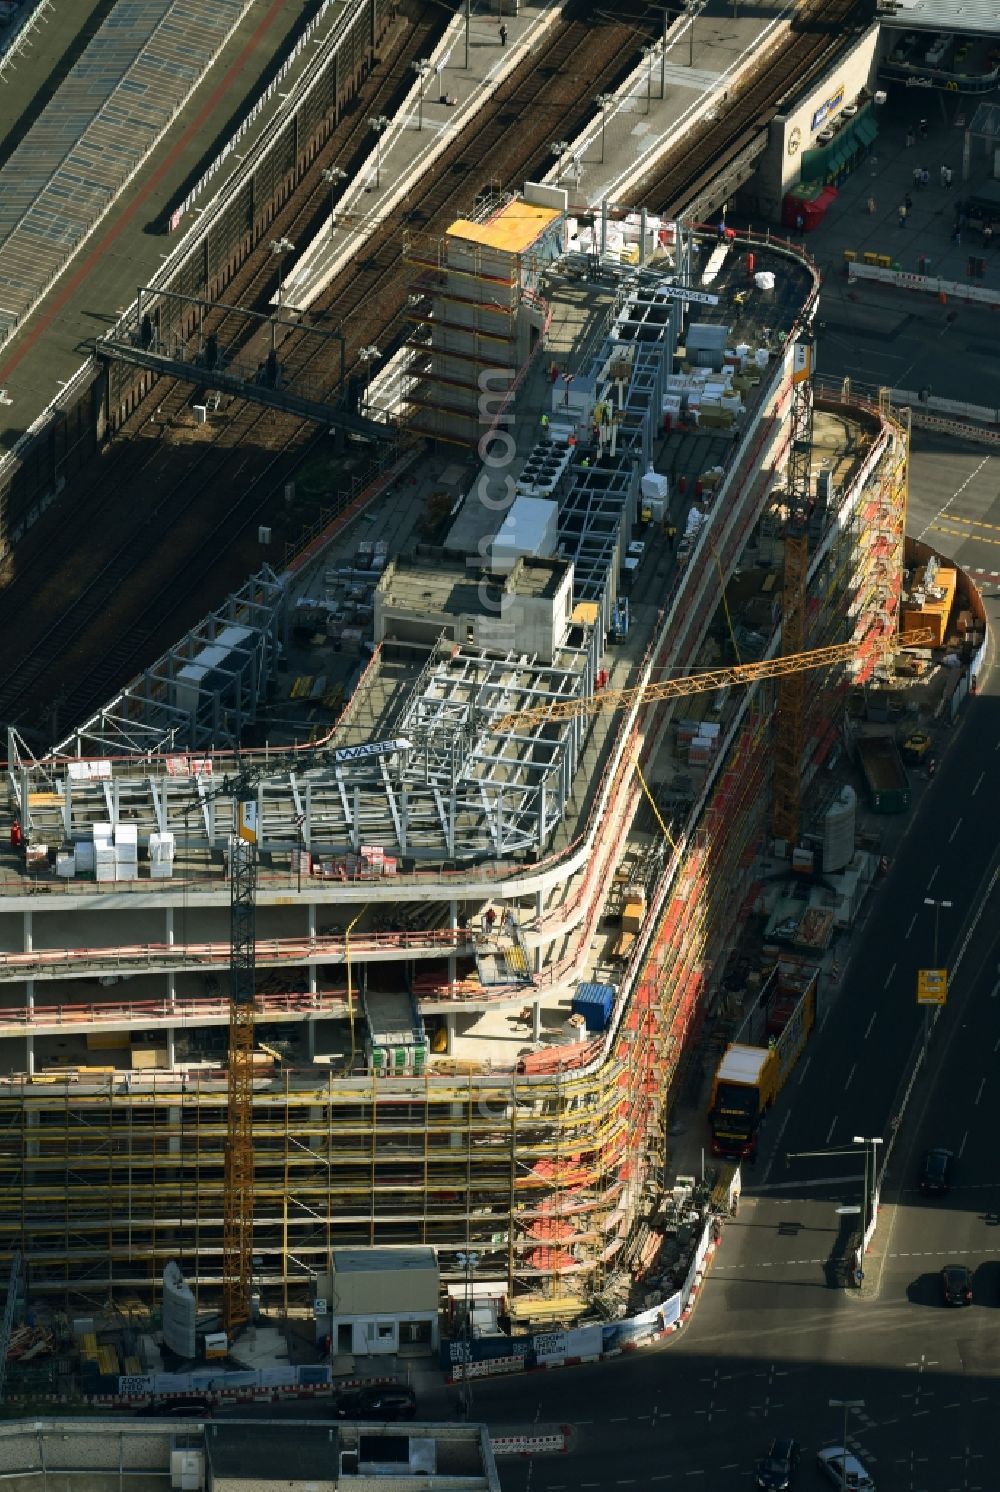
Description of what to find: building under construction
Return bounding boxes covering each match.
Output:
[1,204,917,1330]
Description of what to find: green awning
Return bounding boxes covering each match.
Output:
[827,149,847,175]
[856,114,878,145]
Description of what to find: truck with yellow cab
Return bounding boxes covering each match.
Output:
[709,963,818,1161]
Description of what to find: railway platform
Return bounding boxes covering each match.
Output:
[0,0,321,454]
[285,0,795,315]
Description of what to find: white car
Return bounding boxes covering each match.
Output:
[816,1447,875,1492]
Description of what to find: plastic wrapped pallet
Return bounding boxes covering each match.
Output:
[56,852,76,879]
[75,841,96,873]
[115,823,138,848]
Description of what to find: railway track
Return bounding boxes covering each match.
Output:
[0,4,663,739]
[1,0,868,744]
[638,0,873,214]
[0,3,446,731]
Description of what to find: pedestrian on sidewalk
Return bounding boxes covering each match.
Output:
[666,524,677,548]
[867,195,876,215]
[952,225,961,245]
[940,164,949,187]
[918,117,928,138]
[921,168,930,189]
[499,21,508,44]
[912,165,922,189]
[904,191,913,213]
[905,128,915,147]
[898,204,908,228]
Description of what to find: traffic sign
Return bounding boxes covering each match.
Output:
[916,968,947,1006]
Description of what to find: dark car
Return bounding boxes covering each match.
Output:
[332,1384,417,1421]
[755,1438,800,1490]
[920,1146,952,1195]
[941,1264,973,1307]
[143,1396,213,1418]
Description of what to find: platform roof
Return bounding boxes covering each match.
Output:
[447,201,561,254]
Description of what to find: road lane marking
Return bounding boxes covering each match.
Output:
[845,1063,856,1089]
[825,1114,837,1144]
[927,864,939,890]
[906,913,918,939]
[948,818,962,843]
[754,1174,863,1190]
[883,962,896,989]
[917,454,991,541]
[761,1112,791,1184]
[864,1011,877,1038]
[973,771,985,795]
[959,1129,968,1157]
[975,1078,985,1105]
[798,1055,811,1086]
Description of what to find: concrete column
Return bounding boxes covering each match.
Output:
[532,1002,541,1042]
[534,891,544,974]
[448,900,458,990]
[25,979,35,1076]
[165,907,176,1004]
[165,1029,176,1067]
[306,1018,316,1061]
[450,1095,463,1147]
[168,1106,181,1156]
[26,1106,39,1159]
[308,903,318,996]
[25,911,35,1076]
[445,1014,457,1057]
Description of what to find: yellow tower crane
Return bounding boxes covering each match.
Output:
[494,631,931,735]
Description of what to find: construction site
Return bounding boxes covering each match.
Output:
[9,94,992,1379]
[0,193,944,1337]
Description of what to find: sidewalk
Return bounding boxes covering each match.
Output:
[802,93,997,408]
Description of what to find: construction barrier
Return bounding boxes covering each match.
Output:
[848,258,1000,310]
[490,1425,570,1457]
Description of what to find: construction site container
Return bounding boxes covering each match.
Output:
[856,736,911,814]
[571,982,615,1032]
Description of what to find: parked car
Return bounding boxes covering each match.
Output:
[143,1396,213,1418]
[816,1447,875,1492]
[919,1146,952,1195]
[941,1264,973,1306]
[754,1437,800,1489]
[332,1384,417,1421]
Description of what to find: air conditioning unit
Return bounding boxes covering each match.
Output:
[874,90,887,104]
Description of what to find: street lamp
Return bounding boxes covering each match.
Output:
[269,237,295,351]
[686,0,704,67]
[412,59,432,131]
[829,1400,864,1491]
[923,896,952,1049]
[852,1134,883,1270]
[642,44,656,115]
[358,344,380,411]
[321,166,347,236]
[596,93,614,163]
[368,114,389,189]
